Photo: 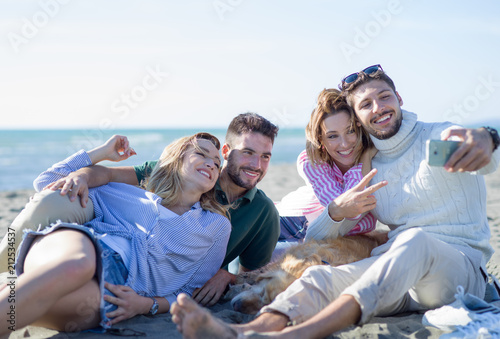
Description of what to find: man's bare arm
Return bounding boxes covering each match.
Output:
[45,165,139,208]
[44,135,139,207]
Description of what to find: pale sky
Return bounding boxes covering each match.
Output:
[1,0,499,130]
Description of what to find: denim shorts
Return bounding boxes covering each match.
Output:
[16,221,129,332]
[279,216,308,241]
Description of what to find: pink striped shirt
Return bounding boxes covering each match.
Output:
[298,150,376,235]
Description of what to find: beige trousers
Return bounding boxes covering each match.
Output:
[261,228,487,325]
[0,190,95,272]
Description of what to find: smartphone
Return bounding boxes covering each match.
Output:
[426,140,461,167]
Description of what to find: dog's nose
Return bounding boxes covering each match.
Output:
[231,299,249,314]
[231,298,244,313]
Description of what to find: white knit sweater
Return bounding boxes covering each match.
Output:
[306,110,500,266]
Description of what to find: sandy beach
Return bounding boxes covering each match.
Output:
[1,163,499,338]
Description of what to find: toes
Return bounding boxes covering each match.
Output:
[173,293,239,339]
[172,313,183,325]
[178,293,202,311]
[171,301,186,328]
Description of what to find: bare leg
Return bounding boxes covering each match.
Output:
[0,229,100,334]
[171,294,288,339]
[34,278,101,332]
[272,295,361,339]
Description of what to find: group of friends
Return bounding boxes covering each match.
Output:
[0,65,499,338]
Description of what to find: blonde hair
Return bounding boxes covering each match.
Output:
[145,133,228,218]
[305,88,371,167]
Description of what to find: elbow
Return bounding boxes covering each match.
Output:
[33,177,47,192]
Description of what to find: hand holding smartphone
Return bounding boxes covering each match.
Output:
[426,140,462,167]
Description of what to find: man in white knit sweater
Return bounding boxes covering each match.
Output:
[170,66,500,339]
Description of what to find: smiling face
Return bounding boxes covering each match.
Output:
[320,111,361,173]
[180,139,221,194]
[349,79,403,140]
[222,131,273,192]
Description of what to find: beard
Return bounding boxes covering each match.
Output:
[366,110,403,140]
[225,152,263,190]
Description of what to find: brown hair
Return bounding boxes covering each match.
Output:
[145,132,228,217]
[225,112,279,148]
[305,88,372,166]
[341,68,397,107]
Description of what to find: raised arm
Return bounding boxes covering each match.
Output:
[45,165,140,207]
[86,134,136,164]
[442,126,500,173]
[36,135,139,207]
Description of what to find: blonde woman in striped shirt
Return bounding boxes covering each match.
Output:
[0,133,231,334]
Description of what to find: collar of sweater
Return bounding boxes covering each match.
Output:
[370,110,419,158]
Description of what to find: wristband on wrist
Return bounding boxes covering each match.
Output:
[483,126,500,151]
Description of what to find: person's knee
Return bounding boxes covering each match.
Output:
[396,228,429,247]
[401,228,423,239]
[412,279,458,309]
[16,190,93,230]
[61,255,96,282]
[301,265,334,282]
[28,190,77,220]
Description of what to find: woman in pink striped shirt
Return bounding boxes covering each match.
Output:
[300,88,378,236]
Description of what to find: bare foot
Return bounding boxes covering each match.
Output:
[171,293,239,339]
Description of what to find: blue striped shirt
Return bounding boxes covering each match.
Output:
[34,151,231,305]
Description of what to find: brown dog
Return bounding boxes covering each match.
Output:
[226,233,386,314]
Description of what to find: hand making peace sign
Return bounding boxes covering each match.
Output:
[327,169,388,222]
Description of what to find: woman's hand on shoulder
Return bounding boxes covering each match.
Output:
[360,146,378,177]
[360,146,378,164]
[88,135,137,165]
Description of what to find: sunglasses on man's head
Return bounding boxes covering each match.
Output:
[195,132,221,149]
[341,64,383,89]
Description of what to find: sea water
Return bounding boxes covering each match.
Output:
[0,128,306,191]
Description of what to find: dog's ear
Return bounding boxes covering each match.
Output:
[304,253,323,265]
[235,270,263,285]
[226,282,254,298]
[264,273,293,302]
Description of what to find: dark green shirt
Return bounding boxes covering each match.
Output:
[134,161,280,270]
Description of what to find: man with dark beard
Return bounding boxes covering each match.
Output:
[5,113,280,307]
